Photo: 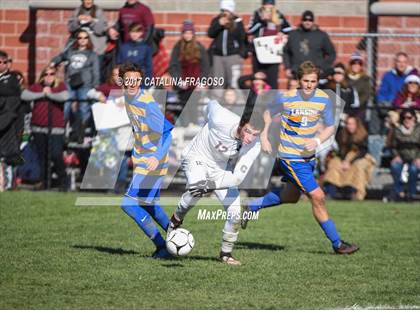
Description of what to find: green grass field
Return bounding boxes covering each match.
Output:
[1,192,419,310]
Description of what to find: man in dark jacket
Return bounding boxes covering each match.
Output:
[283,10,336,78]
[0,50,22,190]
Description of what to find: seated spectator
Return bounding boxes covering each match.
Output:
[248,0,291,89]
[67,0,107,56]
[117,23,153,81]
[388,109,420,201]
[377,52,418,106]
[393,74,420,109]
[118,0,155,45]
[50,29,100,143]
[208,0,247,88]
[283,10,335,81]
[324,63,360,119]
[0,50,23,191]
[346,52,373,122]
[101,24,120,83]
[89,65,122,103]
[323,116,375,200]
[21,67,69,190]
[169,20,210,125]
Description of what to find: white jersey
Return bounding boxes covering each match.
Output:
[182,100,261,188]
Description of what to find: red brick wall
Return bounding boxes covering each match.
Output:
[1,9,419,88]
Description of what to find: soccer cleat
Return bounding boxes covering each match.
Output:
[333,240,359,255]
[152,247,172,259]
[167,214,183,235]
[219,251,241,266]
[240,205,251,230]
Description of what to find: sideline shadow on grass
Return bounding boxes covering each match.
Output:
[235,241,285,251]
[71,245,140,255]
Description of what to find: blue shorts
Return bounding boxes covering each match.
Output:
[125,173,163,205]
[278,159,319,193]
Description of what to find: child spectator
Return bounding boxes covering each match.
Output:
[323,116,376,200]
[21,67,69,190]
[67,0,108,56]
[169,20,210,125]
[117,23,153,81]
[346,52,373,122]
[118,0,155,45]
[50,29,100,143]
[208,0,247,89]
[248,0,291,89]
[388,109,420,201]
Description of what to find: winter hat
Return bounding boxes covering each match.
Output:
[301,10,314,21]
[405,74,420,84]
[333,63,346,75]
[220,0,235,13]
[181,20,195,33]
[262,0,275,5]
[349,51,364,63]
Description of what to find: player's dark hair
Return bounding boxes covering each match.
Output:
[239,107,265,131]
[118,62,144,80]
[395,51,408,59]
[297,61,320,80]
[0,50,8,59]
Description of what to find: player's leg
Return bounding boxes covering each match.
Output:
[215,188,242,266]
[169,159,207,231]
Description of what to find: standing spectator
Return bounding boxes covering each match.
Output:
[283,10,336,79]
[169,20,210,124]
[117,23,153,81]
[21,67,69,190]
[323,116,376,201]
[393,74,420,109]
[324,63,360,119]
[346,52,373,122]
[208,0,247,89]
[101,24,120,83]
[238,71,271,111]
[118,0,154,45]
[248,0,291,89]
[388,109,420,201]
[67,0,108,56]
[50,29,100,143]
[0,51,22,191]
[377,52,418,106]
[88,65,122,103]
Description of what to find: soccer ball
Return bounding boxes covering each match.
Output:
[166,228,195,256]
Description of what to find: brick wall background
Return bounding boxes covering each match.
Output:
[0,8,419,88]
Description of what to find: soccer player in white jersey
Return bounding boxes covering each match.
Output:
[169,100,264,265]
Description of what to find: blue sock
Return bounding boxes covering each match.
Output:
[248,191,282,212]
[320,219,341,249]
[121,196,166,249]
[142,204,170,231]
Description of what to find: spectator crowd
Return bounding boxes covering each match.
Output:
[0,0,418,201]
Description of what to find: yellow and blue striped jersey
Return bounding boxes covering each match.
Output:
[268,88,334,160]
[125,89,173,176]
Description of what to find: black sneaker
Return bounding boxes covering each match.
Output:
[334,240,359,255]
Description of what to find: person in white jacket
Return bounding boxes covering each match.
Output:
[169,99,264,265]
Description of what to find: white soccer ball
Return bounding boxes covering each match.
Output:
[166,228,195,256]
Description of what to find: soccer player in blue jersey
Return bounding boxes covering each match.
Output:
[119,63,173,259]
[243,61,359,254]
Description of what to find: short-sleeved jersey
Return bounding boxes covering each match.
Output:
[268,88,334,160]
[182,100,260,169]
[125,89,173,176]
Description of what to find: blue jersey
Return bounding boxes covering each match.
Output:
[268,88,334,161]
[125,89,173,176]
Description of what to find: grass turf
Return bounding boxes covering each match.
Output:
[0,191,419,310]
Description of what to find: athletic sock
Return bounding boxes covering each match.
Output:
[121,196,165,248]
[248,191,282,212]
[319,219,341,249]
[142,203,170,231]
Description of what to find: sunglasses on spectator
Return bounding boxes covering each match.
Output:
[407,81,418,85]
[0,60,8,64]
[44,72,55,76]
[403,115,414,120]
[350,60,363,65]
[303,18,313,22]
[78,36,89,40]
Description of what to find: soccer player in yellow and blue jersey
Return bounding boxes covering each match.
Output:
[245,61,359,254]
[119,63,173,259]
